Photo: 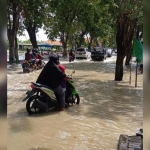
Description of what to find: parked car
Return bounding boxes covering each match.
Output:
[75,47,91,59]
[105,48,113,57]
[91,47,107,61]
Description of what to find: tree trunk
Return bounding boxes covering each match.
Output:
[60,32,68,57]
[125,45,132,65]
[125,18,137,65]
[115,29,126,80]
[26,24,38,48]
[7,2,20,63]
[7,6,15,63]
[14,35,19,62]
[74,34,78,48]
[94,38,99,46]
[115,54,125,81]
[9,40,15,63]
[115,14,137,80]
[78,31,86,47]
[115,15,126,81]
[88,37,93,49]
[62,41,68,57]
[71,35,74,50]
[78,37,84,47]
[7,27,15,63]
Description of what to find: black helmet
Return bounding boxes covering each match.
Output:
[27,48,30,53]
[49,55,59,65]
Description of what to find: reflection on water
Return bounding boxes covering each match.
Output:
[7,59,143,150]
[7,51,25,62]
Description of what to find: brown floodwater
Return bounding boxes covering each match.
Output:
[7,56,143,150]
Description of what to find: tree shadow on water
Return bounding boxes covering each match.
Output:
[66,77,143,122]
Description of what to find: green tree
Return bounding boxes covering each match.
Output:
[107,0,143,81]
[44,0,94,56]
[77,0,115,49]
[20,0,47,48]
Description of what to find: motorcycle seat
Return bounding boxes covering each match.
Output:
[31,82,51,89]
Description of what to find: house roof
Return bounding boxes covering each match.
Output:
[43,40,62,46]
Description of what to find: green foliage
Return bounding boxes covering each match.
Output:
[20,0,47,30]
[44,0,84,38]
[43,0,117,49]
[15,0,142,50]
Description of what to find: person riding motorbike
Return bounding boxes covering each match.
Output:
[24,48,36,67]
[36,55,68,111]
[25,48,32,61]
[69,49,75,62]
[35,48,44,67]
[31,48,43,68]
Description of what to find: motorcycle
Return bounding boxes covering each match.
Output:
[69,56,75,62]
[22,59,45,73]
[22,60,34,73]
[22,70,80,114]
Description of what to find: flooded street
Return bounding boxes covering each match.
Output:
[7,56,143,150]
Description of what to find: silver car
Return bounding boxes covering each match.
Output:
[75,48,91,59]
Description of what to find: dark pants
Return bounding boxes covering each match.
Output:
[54,85,65,108]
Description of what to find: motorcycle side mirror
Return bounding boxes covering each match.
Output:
[72,70,75,74]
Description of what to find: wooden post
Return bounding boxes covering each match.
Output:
[129,63,131,84]
[135,61,138,87]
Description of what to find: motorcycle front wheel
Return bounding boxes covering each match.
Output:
[26,95,44,114]
[71,94,80,104]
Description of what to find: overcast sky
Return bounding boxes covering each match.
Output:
[17,28,48,41]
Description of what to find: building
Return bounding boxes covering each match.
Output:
[18,40,62,51]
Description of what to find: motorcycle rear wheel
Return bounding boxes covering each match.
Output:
[26,95,44,114]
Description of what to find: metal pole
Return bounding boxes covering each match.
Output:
[135,61,138,87]
[129,63,131,84]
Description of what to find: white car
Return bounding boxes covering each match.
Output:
[75,48,91,59]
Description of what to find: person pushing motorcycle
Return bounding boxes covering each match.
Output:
[36,55,67,111]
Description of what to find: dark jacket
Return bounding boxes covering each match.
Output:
[36,56,66,89]
[32,52,38,59]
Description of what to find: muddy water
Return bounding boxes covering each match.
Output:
[7,57,143,150]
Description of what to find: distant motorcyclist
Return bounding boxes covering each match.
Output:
[25,48,32,61]
[69,49,75,62]
[35,48,44,67]
[31,48,43,68]
[25,48,36,67]
[35,48,43,59]
[31,48,38,59]
[36,55,67,111]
